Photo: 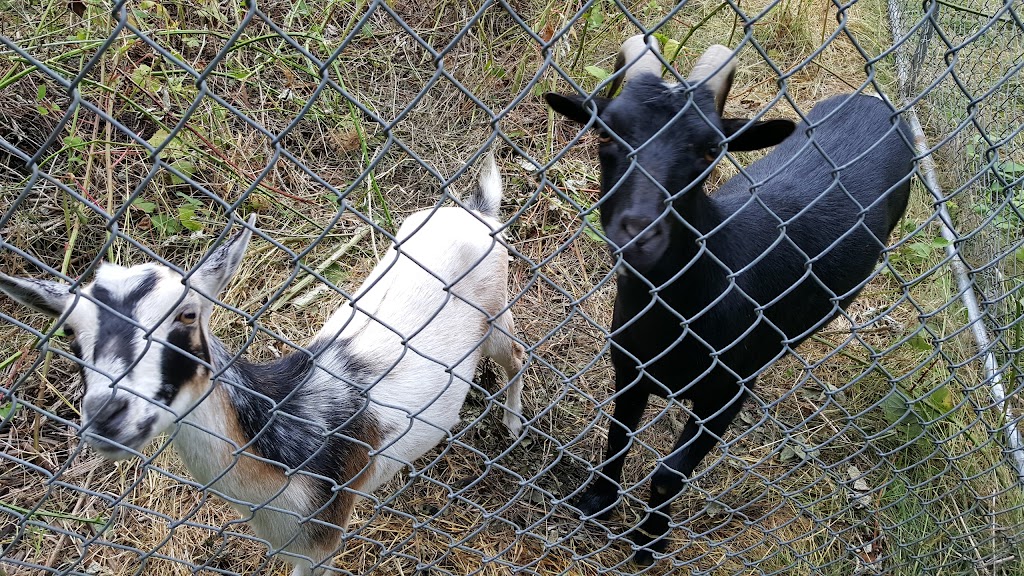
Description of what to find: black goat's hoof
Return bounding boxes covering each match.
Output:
[629,525,668,566]
[632,547,656,567]
[574,486,618,520]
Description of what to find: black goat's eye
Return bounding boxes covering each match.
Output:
[177,311,198,325]
[597,132,613,145]
[705,146,722,162]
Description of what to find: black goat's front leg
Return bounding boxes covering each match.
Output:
[575,367,650,519]
[630,388,748,565]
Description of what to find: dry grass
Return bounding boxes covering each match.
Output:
[2,0,1023,575]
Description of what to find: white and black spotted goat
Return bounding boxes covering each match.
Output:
[0,154,525,575]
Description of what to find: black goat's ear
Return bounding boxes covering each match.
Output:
[544,93,611,126]
[720,118,796,151]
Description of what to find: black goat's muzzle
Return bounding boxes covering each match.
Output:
[608,214,670,275]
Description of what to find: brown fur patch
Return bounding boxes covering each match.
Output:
[306,410,385,556]
[180,365,212,398]
[214,388,283,485]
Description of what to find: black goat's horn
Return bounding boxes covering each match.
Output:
[687,44,737,113]
[607,34,664,96]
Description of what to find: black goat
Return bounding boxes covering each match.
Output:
[545,36,915,563]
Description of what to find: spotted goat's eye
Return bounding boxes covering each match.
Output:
[177,311,198,325]
[63,326,75,339]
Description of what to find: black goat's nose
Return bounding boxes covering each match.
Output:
[621,216,659,244]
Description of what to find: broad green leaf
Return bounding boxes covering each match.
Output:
[583,212,604,243]
[132,198,157,214]
[179,205,203,232]
[151,214,181,235]
[928,386,954,413]
[169,160,196,185]
[908,331,933,352]
[148,128,172,149]
[999,161,1024,175]
[585,65,610,81]
[0,401,19,420]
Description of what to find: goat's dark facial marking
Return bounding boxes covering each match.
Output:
[40,225,259,460]
[91,273,157,365]
[158,320,209,406]
[1,256,237,459]
[67,330,83,359]
[50,263,218,458]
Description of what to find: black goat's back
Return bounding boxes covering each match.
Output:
[716,93,913,238]
[702,93,915,353]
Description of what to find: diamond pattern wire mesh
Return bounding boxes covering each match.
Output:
[1,0,1022,574]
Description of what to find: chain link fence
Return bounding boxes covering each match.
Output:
[1,0,1022,574]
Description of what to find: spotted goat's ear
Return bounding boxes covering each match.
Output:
[188,214,257,299]
[0,273,72,317]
